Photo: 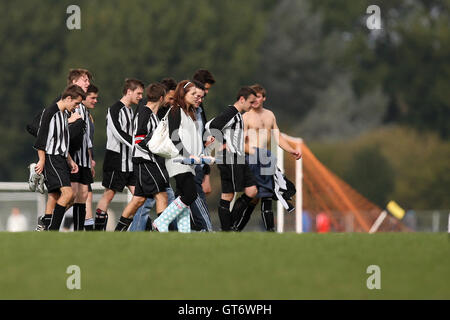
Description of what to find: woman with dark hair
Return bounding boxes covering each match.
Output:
[152,80,206,232]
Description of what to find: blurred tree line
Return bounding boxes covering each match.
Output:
[309,126,450,210]
[0,0,448,209]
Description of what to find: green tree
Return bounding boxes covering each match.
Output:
[45,0,271,177]
[298,74,388,141]
[313,0,450,138]
[257,0,335,127]
[0,1,68,180]
[0,0,272,181]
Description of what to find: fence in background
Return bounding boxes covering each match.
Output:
[0,182,448,232]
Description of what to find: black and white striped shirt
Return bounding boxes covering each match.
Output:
[104,101,134,172]
[206,105,244,160]
[72,103,92,168]
[34,103,70,158]
[132,106,159,163]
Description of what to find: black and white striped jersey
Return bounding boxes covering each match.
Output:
[71,103,92,168]
[206,105,244,157]
[34,103,70,158]
[132,106,159,163]
[104,101,134,172]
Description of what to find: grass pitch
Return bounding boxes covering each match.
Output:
[0,232,448,300]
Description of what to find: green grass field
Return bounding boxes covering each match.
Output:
[0,232,448,300]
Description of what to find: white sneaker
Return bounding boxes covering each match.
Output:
[28,163,38,192]
[36,174,45,194]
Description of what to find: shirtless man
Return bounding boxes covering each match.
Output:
[234,84,301,231]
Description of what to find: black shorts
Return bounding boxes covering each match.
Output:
[102,170,136,192]
[217,163,256,193]
[43,154,71,193]
[88,184,92,192]
[70,166,93,185]
[133,162,169,198]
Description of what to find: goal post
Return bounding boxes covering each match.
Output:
[276,134,303,233]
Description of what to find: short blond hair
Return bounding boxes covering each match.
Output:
[67,68,93,85]
[250,84,266,97]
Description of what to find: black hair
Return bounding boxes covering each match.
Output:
[160,78,177,91]
[192,80,205,91]
[236,86,257,101]
[193,69,215,85]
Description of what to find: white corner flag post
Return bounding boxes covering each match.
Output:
[369,210,388,234]
[277,145,285,233]
[295,144,303,234]
[369,200,406,233]
[276,134,304,234]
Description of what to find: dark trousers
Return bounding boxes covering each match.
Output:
[190,165,213,231]
[174,172,197,206]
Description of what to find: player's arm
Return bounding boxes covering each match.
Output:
[243,113,252,154]
[88,148,95,177]
[35,150,46,175]
[202,173,212,194]
[273,114,302,160]
[86,115,95,176]
[107,104,133,148]
[33,107,53,153]
[86,111,93,150]
[34,107,55,174]
[206,106,238,153]
[67,154,79,174]
[208,106,238,132]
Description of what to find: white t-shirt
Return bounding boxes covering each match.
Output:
[165,109,203,177]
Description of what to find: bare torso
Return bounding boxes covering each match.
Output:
[243,108,276,152]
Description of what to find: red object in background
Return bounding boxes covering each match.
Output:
[316,213,331,233]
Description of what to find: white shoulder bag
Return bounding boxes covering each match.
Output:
[146,108,180,158]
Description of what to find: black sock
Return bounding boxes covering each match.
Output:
[48,204,66,231]
[218,199,232,231]
[73,203,86,231]
[235,202,257,231]
[115,216,133,232]
[71,204,78,230]
[261,198,275,231]
[94,209,108,231]
[78,204,86,231]
[230,194,253,230]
